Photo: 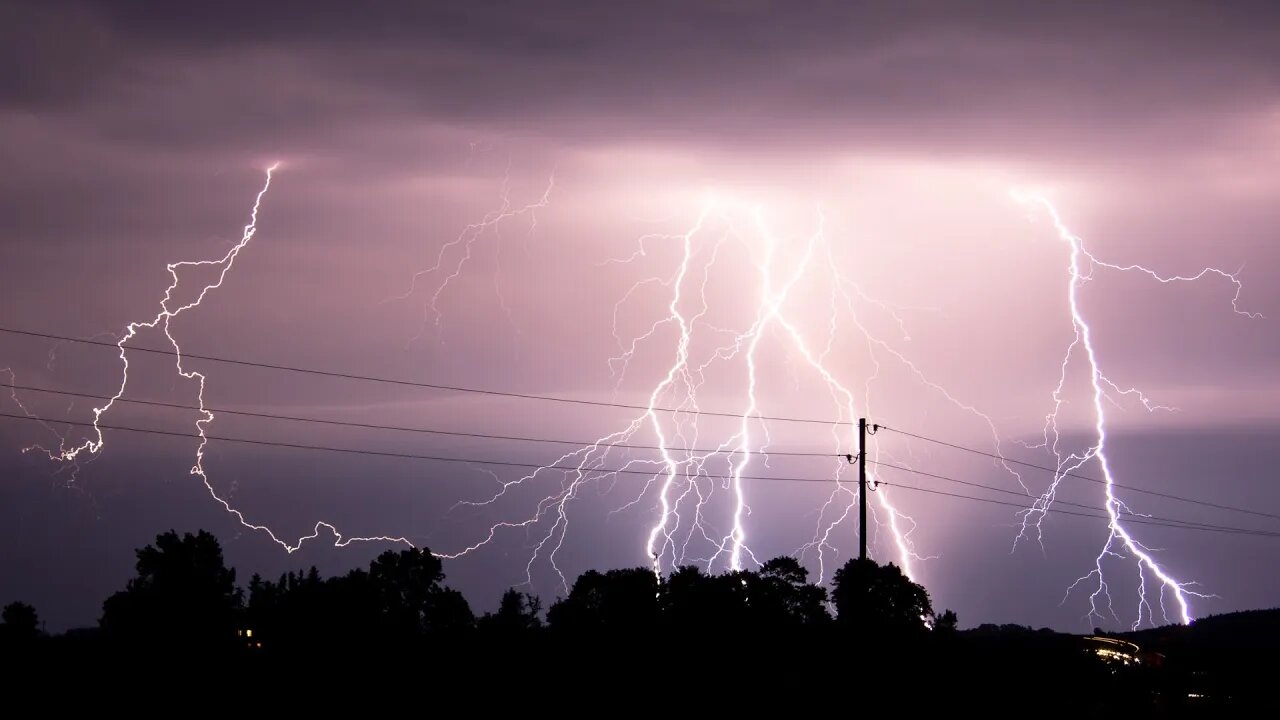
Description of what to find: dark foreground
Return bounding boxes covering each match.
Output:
[6,621,1277,714]
[2,530,1275,713]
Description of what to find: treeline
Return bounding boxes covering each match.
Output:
[5,530,1271,711]
[5,530,953,655]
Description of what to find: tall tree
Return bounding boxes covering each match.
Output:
[831,558,932,634]
[547,568,659,635]
[480,589,543,637]
[662,565,748,633]
[745,556,831,629]
[366,548,473,636]
[1,601,41,643]
[368,547,445,636]
[100,530,242,651]
[934,609,959,634]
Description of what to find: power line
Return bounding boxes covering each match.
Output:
[874,481,1280,539]
[0,409,867,484]
[877,424,1280,523]
[5,382,1254,532]
[867,459,1278,537]
[12,384,1272,532]
[869,458,1178,521]
[2,410,1276,540]
[0,326,845,425]
[2,382,836,458]
[8,326,1267,522]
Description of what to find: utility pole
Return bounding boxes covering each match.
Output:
[858,417,867,562]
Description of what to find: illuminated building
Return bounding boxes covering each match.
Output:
[1083,635,1142,665]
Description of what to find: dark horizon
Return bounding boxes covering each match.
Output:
[4,528,1276,711]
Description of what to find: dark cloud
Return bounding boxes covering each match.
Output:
[6,1,1278,158]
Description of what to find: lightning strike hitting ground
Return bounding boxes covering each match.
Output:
[1012,190,1254,628]
[441,194,1019,591]
[7,167,1254,629]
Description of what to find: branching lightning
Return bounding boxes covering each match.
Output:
[440,193,1020,593]
[5,161,1257,630]
[1012,191,1253,628]
[11,165,413,554]
[388,165,554,342]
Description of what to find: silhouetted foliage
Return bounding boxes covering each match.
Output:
[1,601,40,643]
[479,589,542,638]
[745,556,830,629]
[662,565,749,632]
[427,587,476,635]
[831,558,932,634]
[99,530,242,652]
[548,568,659,636]
[22,527,1280,711]
[245,547,472,652]
[368,548,453,637]
[934,608,959,634]
[246,565,356,652]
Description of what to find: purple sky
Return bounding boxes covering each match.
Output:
[2,0,1278,632]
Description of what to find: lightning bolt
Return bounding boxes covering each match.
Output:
[388,164,554,343]
[1012,191,1251,628]
[439,204,734,589]
[445,192,1014,591]
[18,164,413,554]
[12,161,1251,631]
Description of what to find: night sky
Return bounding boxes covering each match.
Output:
[2,0,1278,632]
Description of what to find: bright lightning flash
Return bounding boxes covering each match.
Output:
[439,192,1023,592]
[1013,190,1255,628]
[7,164,1254,631]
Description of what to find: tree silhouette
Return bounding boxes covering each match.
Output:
[99,530,242,652]
[243,546,474,653]
[246,566,342,652]
[426,587,475,636]
[547,568,659,636]
[934,609,959,634]
[1,601,41,644]
[366,548,474,637]
[368,547,445,637]
[745,556,831,629]
[659,557,832,634]
[13,524,1280,710]
[831,558,932,634]
[479,589,543,637]
[661,565,748,633]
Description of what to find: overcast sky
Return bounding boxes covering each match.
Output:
[2,0,1278,632]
